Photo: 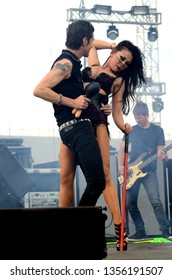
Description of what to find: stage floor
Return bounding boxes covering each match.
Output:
[105,238,172,260]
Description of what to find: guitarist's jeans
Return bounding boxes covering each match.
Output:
[126,171,169,233]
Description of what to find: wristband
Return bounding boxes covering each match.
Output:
[57,94,63,106]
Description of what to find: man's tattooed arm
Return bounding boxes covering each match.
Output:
[53,62,70,72]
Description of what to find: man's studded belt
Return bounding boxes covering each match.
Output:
[59,118,91,132]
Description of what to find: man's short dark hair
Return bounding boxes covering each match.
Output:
[133,101,149,116]
[66,20,94,50]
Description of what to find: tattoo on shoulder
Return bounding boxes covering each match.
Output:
[54,62,70,72]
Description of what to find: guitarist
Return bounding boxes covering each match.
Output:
[118,101,170,240]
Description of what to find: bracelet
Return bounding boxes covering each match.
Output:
[57,94,63,106]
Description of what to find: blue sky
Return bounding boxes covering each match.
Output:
[0,0,171,140]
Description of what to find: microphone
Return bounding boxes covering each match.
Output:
[72,82,100,118]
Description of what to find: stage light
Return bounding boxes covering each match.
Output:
[130,5,149,15]
[92,5,112,15]
[152,98,164,112]
[146,77,153,85]
[107,25,119,40]
[148,27,158,42]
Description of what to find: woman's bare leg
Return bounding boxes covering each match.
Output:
[59,143,76,207]
[96,124,121,224]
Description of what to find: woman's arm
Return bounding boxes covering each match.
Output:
[92,39,116,50]
[87,39,116,68]
[111,79,132,134]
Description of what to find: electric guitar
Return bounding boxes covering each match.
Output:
[118,143,172,190]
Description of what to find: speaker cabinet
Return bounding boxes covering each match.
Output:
[0,145,35,208]
[0,207,107,260]
[26,168,60,192]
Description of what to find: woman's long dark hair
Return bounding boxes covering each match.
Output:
[104,40,146,115]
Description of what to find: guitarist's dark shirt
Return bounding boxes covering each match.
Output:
[128,123,165,172]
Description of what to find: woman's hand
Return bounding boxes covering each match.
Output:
[121,123,132,134]
[100,103,112,116]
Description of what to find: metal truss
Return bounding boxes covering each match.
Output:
[66,0,166,124]
[67,7,161,26]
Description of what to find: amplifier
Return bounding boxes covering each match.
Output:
[25,168,60,192]
[24,191,59,208]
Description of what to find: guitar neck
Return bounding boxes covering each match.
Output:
[140,144,172,169]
